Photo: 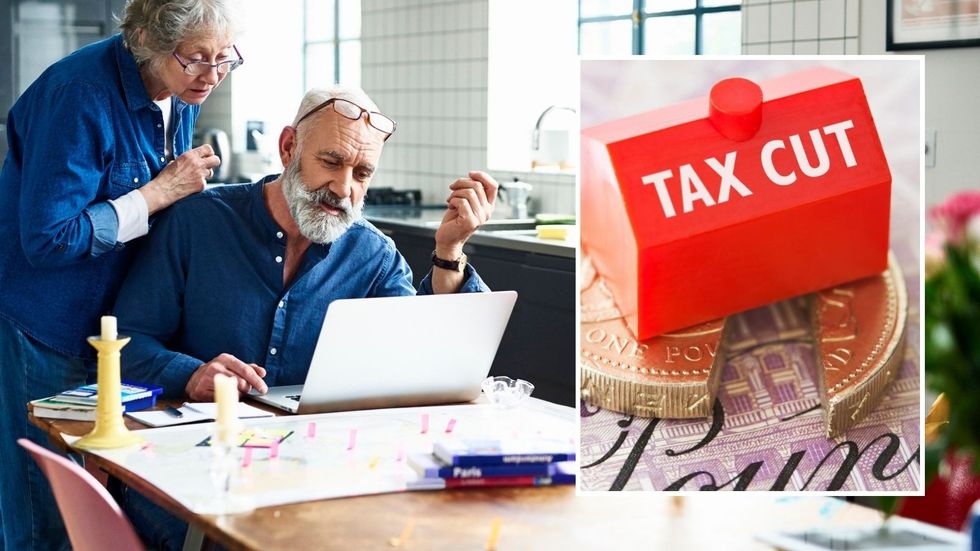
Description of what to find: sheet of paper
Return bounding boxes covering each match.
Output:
[183,402,274,420]
[67,401,575,513]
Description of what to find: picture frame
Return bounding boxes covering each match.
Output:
[887,0,980,50]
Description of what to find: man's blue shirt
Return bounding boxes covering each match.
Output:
[115,180,488,397]
[0,34,198,357]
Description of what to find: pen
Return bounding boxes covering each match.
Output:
[164,405,183,418]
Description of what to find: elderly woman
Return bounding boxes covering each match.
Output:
[0,0,242,548]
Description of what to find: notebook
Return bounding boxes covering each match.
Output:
[125,402,274,428]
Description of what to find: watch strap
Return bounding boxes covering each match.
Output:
[431,250,466,272]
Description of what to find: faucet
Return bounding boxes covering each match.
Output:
[532,105,577,169]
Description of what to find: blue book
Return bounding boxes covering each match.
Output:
[550,461,577,485]
[122,393,160,412]
[31,388,160,421]
[408,453,554,479]
[50,381,163,408]
[432,437,576,467]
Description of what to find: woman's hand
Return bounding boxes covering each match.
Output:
[139,144,221,214]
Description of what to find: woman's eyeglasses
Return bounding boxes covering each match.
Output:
[172,45,244,76]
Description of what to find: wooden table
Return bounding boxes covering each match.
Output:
[30,403,882,550]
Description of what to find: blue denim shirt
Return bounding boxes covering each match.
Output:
[115,180,489,397]
[0,34,199,357]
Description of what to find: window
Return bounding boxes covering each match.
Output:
[578,0,741,55]
[303,0,361,90]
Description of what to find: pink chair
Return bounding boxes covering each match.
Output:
[18,438,144,551]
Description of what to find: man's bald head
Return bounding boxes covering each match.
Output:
[291,85,383,146]
[292,86,380,126]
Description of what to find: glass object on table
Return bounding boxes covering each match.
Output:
[481,376,535,440]
[481,376,534,409]
[194,425,255,516]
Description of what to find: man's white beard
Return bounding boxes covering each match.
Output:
[281,158,363,244]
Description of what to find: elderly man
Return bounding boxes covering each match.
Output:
[113,85,496,548]
[115,85,496,402]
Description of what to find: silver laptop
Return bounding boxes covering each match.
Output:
[249,291,517,414]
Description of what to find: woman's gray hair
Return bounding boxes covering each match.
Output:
[291,86,382,146]
[119,0,241,72]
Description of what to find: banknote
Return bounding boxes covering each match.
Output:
[580,301,920,491]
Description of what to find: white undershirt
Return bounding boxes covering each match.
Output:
[154,97,174,160]
[106,98,173,243]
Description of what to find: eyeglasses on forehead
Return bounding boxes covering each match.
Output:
[295,98,397,141]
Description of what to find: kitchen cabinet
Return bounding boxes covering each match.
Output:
[372,219,575,407]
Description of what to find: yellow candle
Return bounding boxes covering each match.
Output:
[100,316,117,340]
[214,374,238,444]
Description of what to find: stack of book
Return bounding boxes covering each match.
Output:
[408,437,576,490]
[29,381,163,421]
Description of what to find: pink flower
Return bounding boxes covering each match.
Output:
[929,191,980,244]
[925,230,946,278]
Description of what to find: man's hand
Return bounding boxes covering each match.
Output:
[185,353,268,401]
[140,144,221,214]
[434,171,498,260]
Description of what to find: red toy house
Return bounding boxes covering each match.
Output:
[582,67,891,339]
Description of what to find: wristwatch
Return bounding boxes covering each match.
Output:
[431,250,467,272]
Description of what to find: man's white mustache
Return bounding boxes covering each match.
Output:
[304,189,353,215]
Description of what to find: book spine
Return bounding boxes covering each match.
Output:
[47,396,98,407]
[551,473,576,485]
[119,390,154,402]
[444,476,553,488]
[441,453,576,467]
[32,408,96,422]
[55,389,153,406]
[122,394,158,412]
[439,464,552,478]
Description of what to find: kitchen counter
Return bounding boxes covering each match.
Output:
[363,206,575,259]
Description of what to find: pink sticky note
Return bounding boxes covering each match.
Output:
[270,439,279,459]
[307,422,317,439]
[445,418,457,433]
[347,429,357,451]
[420,413,429,434]
[241,447,253,468]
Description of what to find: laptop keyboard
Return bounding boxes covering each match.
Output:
[286,394,301,402]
